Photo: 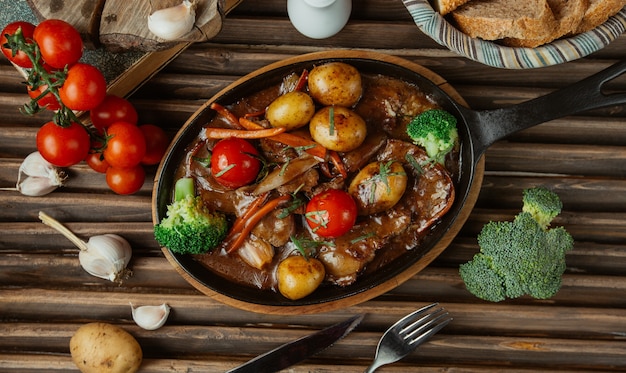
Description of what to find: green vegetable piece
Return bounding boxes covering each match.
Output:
[459,187,574,302]
[406,109,459,164]
[522,187,563,229]
[154,177,228,254]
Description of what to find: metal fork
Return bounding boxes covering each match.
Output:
[364,303,452,372]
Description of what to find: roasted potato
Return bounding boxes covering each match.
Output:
[308,62,362,107]
[70,322,142,373]
[265,91,316,130]
[309,106,367,152]
[277,255,325,300]
[349,161,408,215]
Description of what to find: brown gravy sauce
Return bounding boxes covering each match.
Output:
[176,72,458,293]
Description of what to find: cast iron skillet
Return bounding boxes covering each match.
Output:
[152,51,626,314]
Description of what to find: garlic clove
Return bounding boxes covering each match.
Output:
[14,152,66,196]
[16,176,62,196]
[81,234,133,282]
[130,303,170,330]
[148,0,196,40]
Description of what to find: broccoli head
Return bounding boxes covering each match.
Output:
[459,188,574,302]
[406,109,459,164]
[522,187,563,229]
[154,178,228,255]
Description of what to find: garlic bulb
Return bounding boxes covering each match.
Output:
[130,303,170,330]
[38,211,132,283]
[0,151,66,196]
[148,0,196,40]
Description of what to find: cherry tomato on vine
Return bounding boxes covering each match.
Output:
[106,165,145,195]
[27,82,61,111]
[36,121,90,167]
[59,63,107,111]
[85,152,110,173]
[103,121,146,168]
[1,21,36,68]
[33,19,83,69]
[210,137,261,189]
[139,124,169,166]
[305,189,357,238]
[90,95,139,130]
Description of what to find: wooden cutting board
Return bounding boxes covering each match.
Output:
[26,0,226,52]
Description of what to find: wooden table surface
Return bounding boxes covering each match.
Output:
[2,1,626,371]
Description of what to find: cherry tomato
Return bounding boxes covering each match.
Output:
[210,137,261,189]
[85,152,110,173]
[36,121,90,167]
[59,63,107,111]
[27,82,61,111]
[139,124,170,166]
[90,95,139,130]
[33,19,83,69]
[106,165,145,195]
[305,189,357,238]
[103,121,146,168]
[1,21,35,68]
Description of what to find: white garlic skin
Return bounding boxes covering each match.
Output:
[79,234,132,282]
[130,303,170,330]
[148,0,196,40]
[16,151,66,196]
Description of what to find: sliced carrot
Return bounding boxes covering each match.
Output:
[329,150,348,179]
[244,110,266,118]
[223,193,269,244]
[225,194,292,254]
[205,127,286,139]
[238,116,265,130]
[294,69,309,92]
[239,117,327,159]
[210,102,241,128]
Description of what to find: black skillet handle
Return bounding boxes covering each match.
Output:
[463,60,626,157]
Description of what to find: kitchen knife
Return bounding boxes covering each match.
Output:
[226,314,364,373]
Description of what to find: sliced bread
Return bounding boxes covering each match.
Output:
[451,0,558,40]
[576,0,626,33]
[503,0,589,48]
[431,0,472,15]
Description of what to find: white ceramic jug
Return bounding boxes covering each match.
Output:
[287,0,352,39]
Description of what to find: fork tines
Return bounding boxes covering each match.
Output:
[399,303,452,346]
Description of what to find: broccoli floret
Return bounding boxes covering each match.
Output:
[154,177,228,254]
[406,109,459,164]
[459,187,574,302]
[522,187,563,229]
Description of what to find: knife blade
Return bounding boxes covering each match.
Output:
[226,314,364,373]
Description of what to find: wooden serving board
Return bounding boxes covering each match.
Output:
[26,0,226,52]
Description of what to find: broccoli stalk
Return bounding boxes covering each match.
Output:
[154,177,228,255]
[406,109,459,164]
[459,187,574,302]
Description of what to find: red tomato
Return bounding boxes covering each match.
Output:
[139,124,170,166]
[103,122,147,168]
[1,21,35,68]
[106,165,145,195]
[305,189,357,238]
[210,138,261,189]
[36,121,90,167]
[59,63,107,111]
[90,95,139,130]
[85,152,110,173]
[33,19,83,69]
[27,82,61,111]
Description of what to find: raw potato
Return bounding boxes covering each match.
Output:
[349,161,408,215]
[277,255,325,300]
[70,322,143,373]
[266,91,316,130]
[308,62,362,107]
[309,106,367,152]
